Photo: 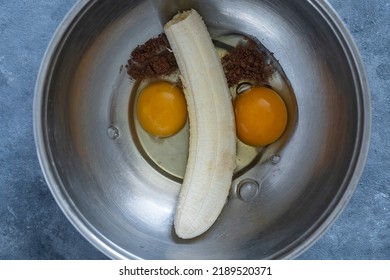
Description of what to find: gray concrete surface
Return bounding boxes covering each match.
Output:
[0,0,389,259]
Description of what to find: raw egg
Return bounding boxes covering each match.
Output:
[234,86,287,147]
[137,81,187,137]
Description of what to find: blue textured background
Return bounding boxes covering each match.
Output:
[0,0,389,259]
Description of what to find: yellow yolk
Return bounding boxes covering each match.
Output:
[234,86,288,147]
[137,81,187,137]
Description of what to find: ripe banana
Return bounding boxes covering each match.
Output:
[164,10,236,239]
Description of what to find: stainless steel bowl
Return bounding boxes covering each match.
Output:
[34,0,371,259]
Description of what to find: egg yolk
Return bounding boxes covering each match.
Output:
[234,86,288,147]
[137,81,187,137]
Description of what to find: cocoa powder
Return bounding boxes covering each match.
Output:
[127,34,273,87]
[221,38,274,87]
[127,34,178,80]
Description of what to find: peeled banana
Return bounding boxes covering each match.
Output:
[164,10,236,239]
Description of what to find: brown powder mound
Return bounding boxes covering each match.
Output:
[127,34,178,80]
[127,34,273,87]
[221,39,274,87]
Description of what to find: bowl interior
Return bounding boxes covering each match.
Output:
[36,0,369,259]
